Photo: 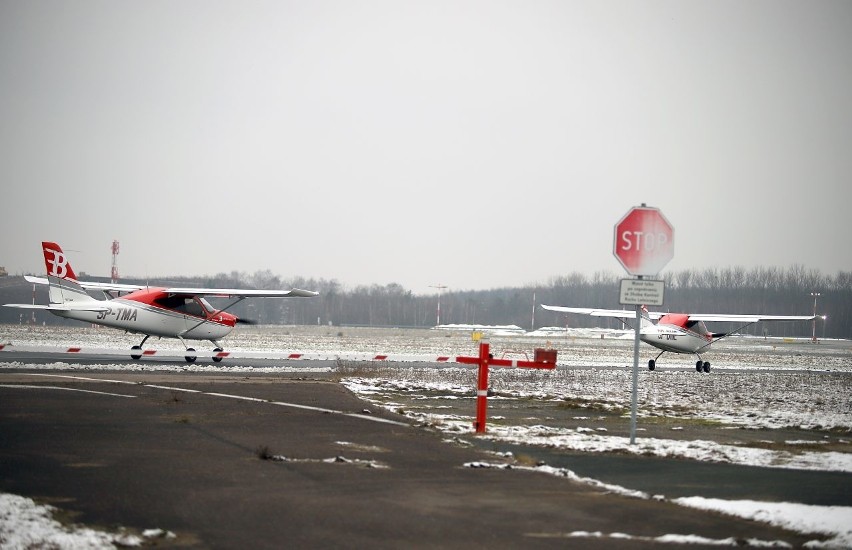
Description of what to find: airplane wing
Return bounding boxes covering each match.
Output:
[541,305,665,319]
[25,276,317,298]
[541,306,814,323]
[686,314,816,323]
[163,288,319,298]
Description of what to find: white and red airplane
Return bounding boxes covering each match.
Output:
[541,304,816,372]
[4,242,318,362]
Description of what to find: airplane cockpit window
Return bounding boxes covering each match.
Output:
[154,295,207,317]
[179,298,205,317]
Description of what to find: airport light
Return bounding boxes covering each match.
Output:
[810,292,821,343]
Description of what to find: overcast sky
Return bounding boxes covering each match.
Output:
[1,1,850,293]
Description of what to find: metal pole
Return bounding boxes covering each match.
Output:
[630,301,640,445]
[531,290,536,331]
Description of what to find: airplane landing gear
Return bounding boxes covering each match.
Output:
[130,335,150,360]
[176,336,196,363]
[647,351,711,373]
[212,347,224,363]
[649,350,665,371]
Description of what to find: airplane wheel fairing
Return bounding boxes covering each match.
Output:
[648,359,655,371]
[185,348,197,363]
[213,347,224,363]
[131,345,142,360]
[703,362,711,373]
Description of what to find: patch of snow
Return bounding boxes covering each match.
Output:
[0,492,144,549]
[674,497,852,549]
[467,462,851,548]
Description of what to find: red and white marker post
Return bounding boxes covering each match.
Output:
[456,340,556,433]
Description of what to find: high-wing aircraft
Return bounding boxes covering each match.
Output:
[541,304,816,372]
[4,242,318,362]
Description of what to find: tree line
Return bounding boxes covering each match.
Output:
[1,265,849,339]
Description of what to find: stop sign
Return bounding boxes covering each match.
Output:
[613,206,674,276]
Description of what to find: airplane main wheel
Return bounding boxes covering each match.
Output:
[695,360,703,372]
[212,347,224,363]
[703,361,711,373]
[648,359,656,371]
[131,345,142,360]
[185,348,197,363]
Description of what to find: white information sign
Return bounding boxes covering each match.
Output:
[619,278,665,307]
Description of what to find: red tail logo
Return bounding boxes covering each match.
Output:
[42,242,78,281]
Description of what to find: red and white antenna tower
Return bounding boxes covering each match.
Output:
[111,240,120,283]
[429,284,448,326]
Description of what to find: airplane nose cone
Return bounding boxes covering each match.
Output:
[220,313,238,327]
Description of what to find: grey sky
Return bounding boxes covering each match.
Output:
[2,1,850,293]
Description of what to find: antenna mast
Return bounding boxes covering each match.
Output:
[111,240,120,283]
[429,284,448,326]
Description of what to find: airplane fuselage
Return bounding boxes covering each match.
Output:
[640,323,712,354]
[50,295,234,342]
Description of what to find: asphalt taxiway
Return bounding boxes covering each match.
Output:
[0,354,841,548]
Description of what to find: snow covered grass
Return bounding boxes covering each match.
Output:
[339,367,852,472]
[3,323,851,370]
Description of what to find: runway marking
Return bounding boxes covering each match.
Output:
[19,373,137,385]
[7,373,409,427]
[145,385,203,393]
[204,391,409,426]
[0,384,137,398]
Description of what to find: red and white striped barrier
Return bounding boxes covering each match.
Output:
[0,343,478,364]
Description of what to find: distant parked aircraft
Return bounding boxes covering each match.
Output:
[541,304,816,372]
[4,242,318,362]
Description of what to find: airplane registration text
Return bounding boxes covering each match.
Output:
[97,307,138,322]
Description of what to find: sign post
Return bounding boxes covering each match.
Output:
[613,205,674,444]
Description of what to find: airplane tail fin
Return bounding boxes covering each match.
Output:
[41,242,96,306]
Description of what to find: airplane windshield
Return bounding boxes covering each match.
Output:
[199,298,215,313]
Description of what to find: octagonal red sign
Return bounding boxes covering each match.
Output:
[613,206,674,276]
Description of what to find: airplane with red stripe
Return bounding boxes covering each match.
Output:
[4,242,318,362]
[541,304,816,372]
